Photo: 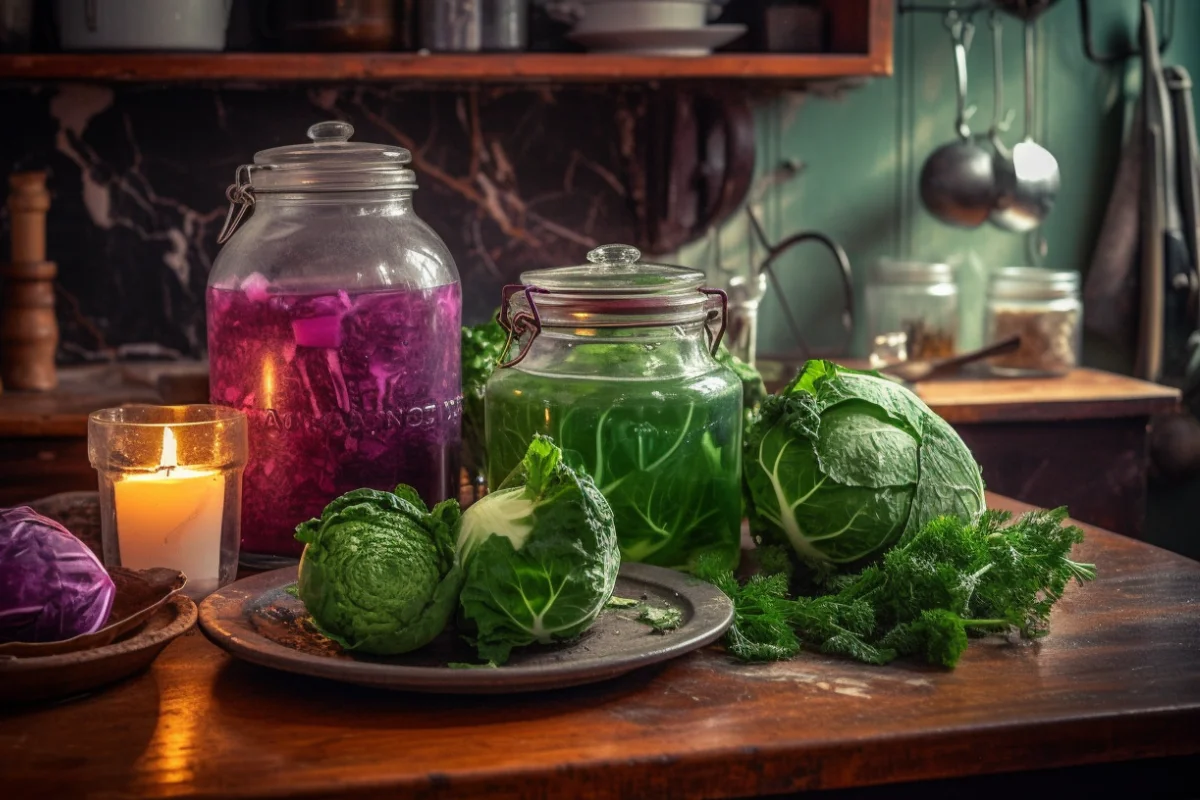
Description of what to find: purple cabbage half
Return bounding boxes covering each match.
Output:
[0,506,116,644]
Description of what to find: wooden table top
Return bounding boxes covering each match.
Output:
[760,363,1180,424]
[0,363,207,438]
[1,363,1181,440]
[913,368,1181,424]
[2,494,1198,800]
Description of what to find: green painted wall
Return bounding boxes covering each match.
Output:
[674,0,1200,557]
[678,0,1200,363]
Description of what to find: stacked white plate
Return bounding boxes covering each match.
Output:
[564,0,746,56]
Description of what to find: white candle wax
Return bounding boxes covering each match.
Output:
[113,427,225,598]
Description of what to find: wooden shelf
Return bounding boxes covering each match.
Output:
[0,0,892,84]
[0,50,890,83]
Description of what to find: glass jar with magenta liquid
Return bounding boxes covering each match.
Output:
[208,122,461,566]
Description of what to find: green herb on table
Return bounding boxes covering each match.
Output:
[604,596,641,609]
[283,583,300,598]
[695,508,1096,669]
[636,604,683,633]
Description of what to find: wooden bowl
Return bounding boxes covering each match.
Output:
[0,593,197,705]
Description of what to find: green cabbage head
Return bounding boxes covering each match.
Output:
[744,360,985,577]
[456,435,620,664]
[295,485,463,655]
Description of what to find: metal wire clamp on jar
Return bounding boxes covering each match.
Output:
[485,244,744,572]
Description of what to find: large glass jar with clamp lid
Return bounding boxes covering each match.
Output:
[485,244,743,571]
[208,121,461,565]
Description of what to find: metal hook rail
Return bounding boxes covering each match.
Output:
[899,1,1057,18]
[1079,0,1174,64]
[900,0,1176,63]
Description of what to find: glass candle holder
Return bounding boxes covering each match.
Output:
[88,405,248,600]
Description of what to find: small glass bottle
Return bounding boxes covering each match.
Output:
[864,260,959,360]
[984,267,1082,376]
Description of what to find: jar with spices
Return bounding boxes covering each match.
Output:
[485,244,743,572]
[864,260,959,360]
[984,267,1082,376]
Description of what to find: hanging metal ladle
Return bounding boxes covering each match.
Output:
[919,13,997,228]
[990,16,1061,231]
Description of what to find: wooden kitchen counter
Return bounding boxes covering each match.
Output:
[0,363,207,505]
[792,366,1180,538]
[2,494,1197,800]
[911,368,1180,423]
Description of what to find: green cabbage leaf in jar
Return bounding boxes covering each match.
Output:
[295,485,463,655]
[744,360,985,578]
[715,344,768,444]
[456,436,620,665]
[486,346,743,573]
[461,314,507,482]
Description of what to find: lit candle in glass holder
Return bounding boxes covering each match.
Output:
[89,405,247,599]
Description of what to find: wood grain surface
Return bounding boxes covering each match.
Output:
[0,1,893,85]
[0,51,888,84]
[1,494,1197,800]
[914,368,1180,423]
[958,418,1152,536]
[0,364,164,438]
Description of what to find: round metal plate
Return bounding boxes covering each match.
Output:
[199,563,733,694]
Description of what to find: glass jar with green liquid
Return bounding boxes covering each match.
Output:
[485,244,743,571]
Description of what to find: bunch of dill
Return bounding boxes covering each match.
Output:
[694,509,1096,669]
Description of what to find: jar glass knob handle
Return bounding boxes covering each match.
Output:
[307,121,355,144]
[587,243,641,266]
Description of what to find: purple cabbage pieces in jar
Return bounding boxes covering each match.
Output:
[208,277,461,559]
[207,121,463,563]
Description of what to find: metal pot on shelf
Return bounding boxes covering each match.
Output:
[420,0,528,52]
[55,0,232,51]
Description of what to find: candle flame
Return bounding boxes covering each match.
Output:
[161,427,179,469]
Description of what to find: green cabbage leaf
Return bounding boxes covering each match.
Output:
[456,436,621,664]
[295,485,463,655]
[744,360,985,577]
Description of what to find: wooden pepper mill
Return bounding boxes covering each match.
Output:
[2,171,58,392]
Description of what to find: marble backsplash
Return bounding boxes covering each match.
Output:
[0,83,646,362]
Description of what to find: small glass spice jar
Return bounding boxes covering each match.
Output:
[984,267,1082,376]
[88,405,248,600]
[864,260,959,360]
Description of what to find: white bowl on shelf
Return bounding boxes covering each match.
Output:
[568,24,746,56]
[567,0,724,35]
[55,0,232,52]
